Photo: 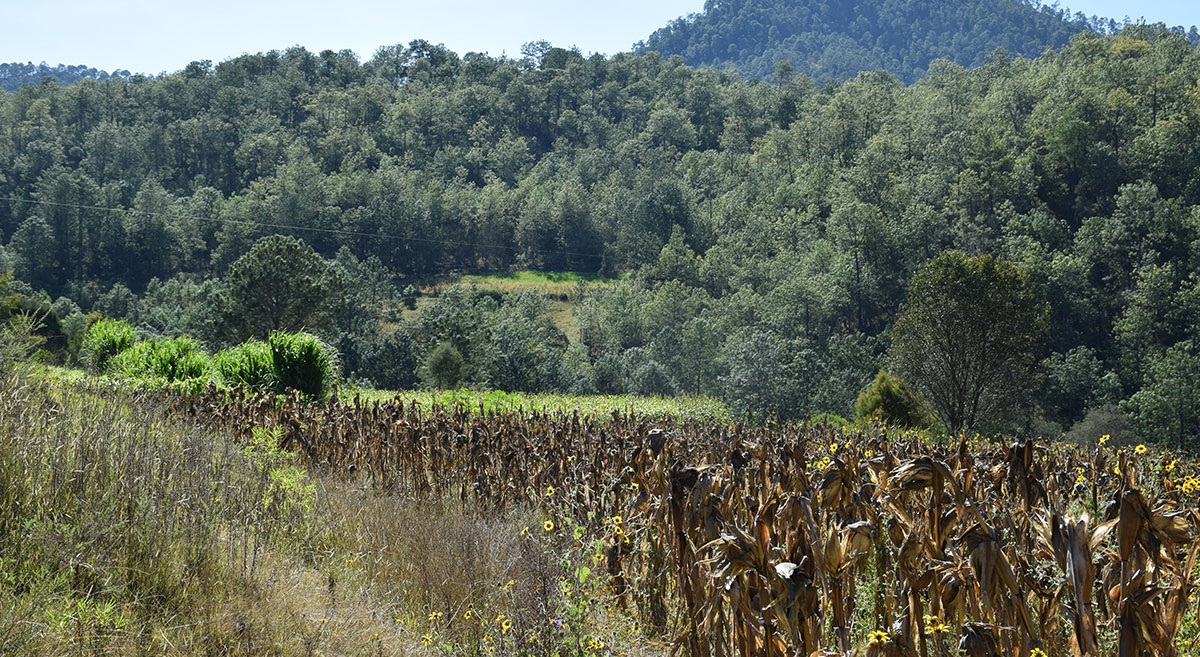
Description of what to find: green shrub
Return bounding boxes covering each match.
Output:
[809,412,849,428]
[111,336,209,382]
[854,369,930,429]
[268,332,337,399]
[82,319,138,372]
[213,340,275,389]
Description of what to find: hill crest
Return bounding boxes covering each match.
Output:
[635,0,1144,82]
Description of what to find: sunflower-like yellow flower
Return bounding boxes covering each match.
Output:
[1135,444,1148,455]
[544,520,554,532]
[868,629,889,645]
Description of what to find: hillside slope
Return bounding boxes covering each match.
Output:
[637,0,1120,82]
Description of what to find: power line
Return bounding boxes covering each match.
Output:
[0,195,606,262]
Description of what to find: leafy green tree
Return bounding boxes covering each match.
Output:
[890,251,1048,433]
[357,327,421,390]
[220,235,345,342]
[422,340,464,389]
[1123,340,1200,450]
[7,216,57,291]
[722,330,807,420]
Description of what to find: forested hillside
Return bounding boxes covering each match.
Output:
[4,27,1200,441]
[0,62,132,92]
[638,0,1145,82]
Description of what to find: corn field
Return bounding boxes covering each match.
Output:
[174,385,1200,657]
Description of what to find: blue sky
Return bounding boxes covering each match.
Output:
[1,0,1197,75]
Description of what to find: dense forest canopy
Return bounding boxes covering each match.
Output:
[636,0,1196,83]
[0,62,132,93]
[4,26,1200,442]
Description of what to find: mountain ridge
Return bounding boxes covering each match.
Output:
[634,0,1194,83]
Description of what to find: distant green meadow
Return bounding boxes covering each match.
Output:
[433,270,621,297]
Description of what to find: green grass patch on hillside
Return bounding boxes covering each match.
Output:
[434,270,619,299]
[399,270,627,339]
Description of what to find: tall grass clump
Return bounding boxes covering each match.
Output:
[81,318,137,372]
[0,376,299,653]
[268,331,337,400]
[213,339,275,388]
[0,340,440,655]
[110,335,209,382]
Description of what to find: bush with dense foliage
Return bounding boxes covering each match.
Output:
[81,318,137,372]
[110,336,210,382]
[854,369,929,429]
[212,340,275,388]
[268,331,338,399]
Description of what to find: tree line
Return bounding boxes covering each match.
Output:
[4,27,1200,443]
[0,62,132,93]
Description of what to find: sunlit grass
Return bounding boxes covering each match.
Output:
[353,386,732,423]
